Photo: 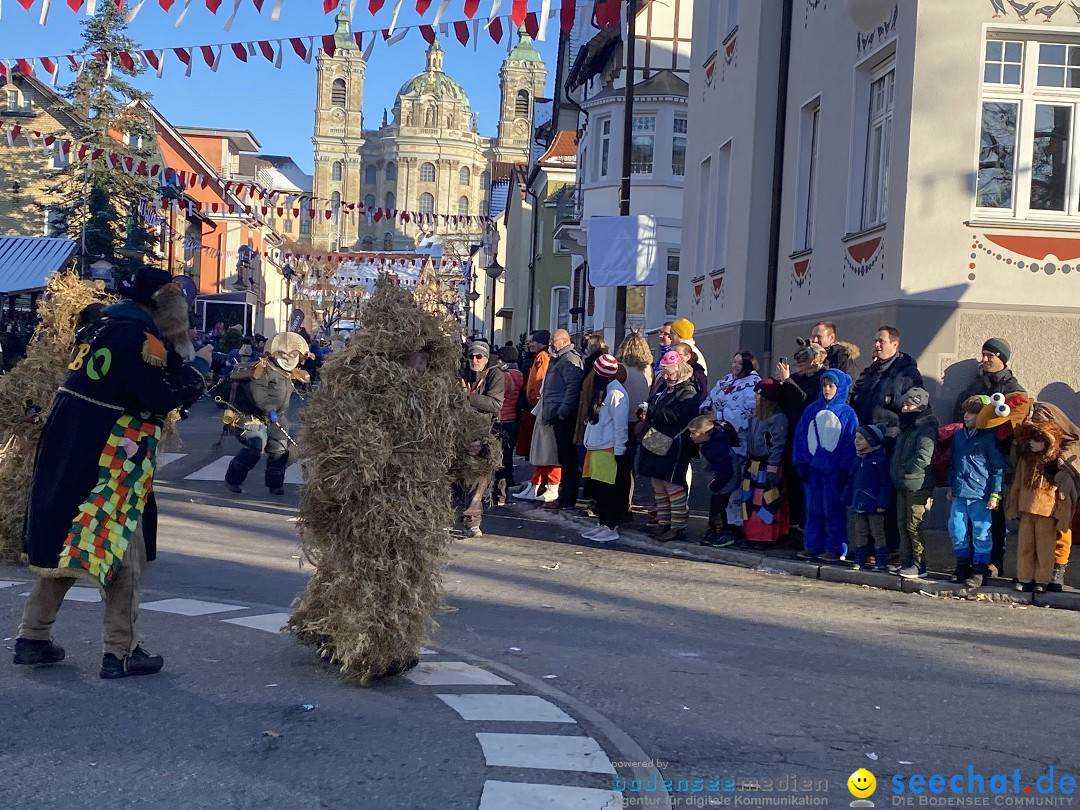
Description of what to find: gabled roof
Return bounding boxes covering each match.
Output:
[8,69,87,136]
[0,236,77,295]
[537,130,577,167]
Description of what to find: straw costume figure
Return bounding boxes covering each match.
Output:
[289,275,499,682]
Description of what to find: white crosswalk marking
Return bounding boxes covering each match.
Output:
[475,733,616,774]
[283,463,304,484]
[405,661,513,686]
[157,452,186,470]
[64,588,102,603]
[438,694,576,723]
[0,580,24,589]
[184,456,234,481]
[140,598,246,616]
[479,780,623,809]
[221,612,291,633]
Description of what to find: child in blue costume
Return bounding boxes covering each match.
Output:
[793,369,859,561]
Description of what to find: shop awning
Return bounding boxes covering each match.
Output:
[0,235,78,295]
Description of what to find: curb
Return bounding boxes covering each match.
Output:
[524,506,1080,613]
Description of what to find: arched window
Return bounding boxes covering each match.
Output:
[386,161,397,181]
[418,193,435,214]
[515,90,530,118]
[364,194,376,209]
[383,232,395,250]
[384,192,396,210]
[458,196,469,215]
[365,164,377,185]
[331,78,347,107]
[459,166,471,185]
[361,235,375,250]
[419,162,436,182]
[330,191,341,210]
[481,170,490,191]
[331,161,343,181]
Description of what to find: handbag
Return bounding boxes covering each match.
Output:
[641,427,674,456]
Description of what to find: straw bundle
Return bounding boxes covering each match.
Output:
[289,275,499,682]
[0,273,112,562]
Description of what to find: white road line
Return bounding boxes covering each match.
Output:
[140,598,247,616]
[221,612,291,633]
[420,647,437,655]
[475,733,616,774]
[157,452,186,470]
[438,694,576,723]
[64,588,102,603]
[283,463,304,484]
[0,580,24,589]
[478,780,623,809]
[183,456,234,481]
[405,661,514,686]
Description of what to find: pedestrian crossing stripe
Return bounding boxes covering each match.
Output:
[154,452,304,484]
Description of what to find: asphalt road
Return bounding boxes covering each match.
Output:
[2,401,1078,809]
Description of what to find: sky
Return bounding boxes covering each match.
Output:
[0,2,559,173]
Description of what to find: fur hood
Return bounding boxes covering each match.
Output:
[1018,419,1063,464]
[835,341,861,363]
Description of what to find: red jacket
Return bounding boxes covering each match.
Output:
[500,366,524,422]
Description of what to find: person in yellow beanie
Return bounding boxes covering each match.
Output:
[669,318,708,376]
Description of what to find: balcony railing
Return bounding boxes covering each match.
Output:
[554,182,584,226]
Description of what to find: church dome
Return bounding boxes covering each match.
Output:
[395,40,471,113]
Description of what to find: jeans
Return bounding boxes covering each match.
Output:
[949,497,993,564]
[492,420,518,502]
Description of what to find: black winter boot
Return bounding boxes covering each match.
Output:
[965,563,987,589]
[1048,564,1067,593]
[13,638,66,666]
[100,645,164,679]
[952,560,972,585]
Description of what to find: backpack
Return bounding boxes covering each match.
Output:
[931,422,964,487]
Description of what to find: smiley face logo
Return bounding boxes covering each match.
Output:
[848,769,877,799]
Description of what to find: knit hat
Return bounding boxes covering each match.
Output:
[671,318,695,340]
[532,330,551,346]
[118,267,173,308]
[467,341,489,358]
[659,351,683,368]
[594,353,619,378]
[822,369,843,387]
[793,342,826,366]
[754,377,782,402]
[857,424,885,448]
[982,337,1012,365]
[902,387,930,411]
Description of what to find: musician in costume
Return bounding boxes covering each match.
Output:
[13,268,206,679]
[223,331,309,495]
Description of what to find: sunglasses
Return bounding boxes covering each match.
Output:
[469,354,486,359]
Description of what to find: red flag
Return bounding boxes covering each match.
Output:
[290,38,308,60]
[160,0,177,9]
[369,0,384,12]
[419,26,435,45]
[258,40,275,62]
[463,0,479,18]
[174,47,192,66]
[252,0,265,10]
[68,0,85,11]
[231,42,248,62]
[415,0,431,13]
[117,51,136,71]
[16,0,34,10]
[206,0,222,11]
[322,0,338,12]
[488,17,503,43]
[524,11,539,38]
[143,50,161,71]
[353,32,364,47]
[15,59,34,77]
[454,20,469,45]
[560,1,575,34]
[511,0,527,26]
[321,35,336,58]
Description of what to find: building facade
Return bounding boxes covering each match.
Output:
[310,10,547,254]
[682,0,1080,414]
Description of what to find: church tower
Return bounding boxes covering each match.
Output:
[493,25,547,163]
[311,8,365,251]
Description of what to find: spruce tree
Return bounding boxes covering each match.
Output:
[58,2,159,284]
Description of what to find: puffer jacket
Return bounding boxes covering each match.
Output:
[952,367,1025,422]
[541,344,584,424]
[949,427,1006,500]
[746,411,788,468]
[845,447,892,513]
[891,409,940,492]
[583,380,629,455]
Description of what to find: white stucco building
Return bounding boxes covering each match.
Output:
[681,0,1080,413]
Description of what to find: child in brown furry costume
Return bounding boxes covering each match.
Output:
[1007,420,1078,593]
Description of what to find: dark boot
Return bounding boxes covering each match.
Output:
[100,645,164,680]
[1048,564,1067,593]
[965,563,987,589]
[13,638,66,666]
[952,559,972,584]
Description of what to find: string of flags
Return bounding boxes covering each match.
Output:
[1,119,496,229]
[0,4,564,82]
[1,0,571,35]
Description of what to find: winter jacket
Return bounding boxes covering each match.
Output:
[793,370,859,476]
[636,378,699,484]
[541,344,584,424]
[466,365,505,419]
[701,372,760,450]
[891,409,940,492]
[621,365,652,426]
[680,338,709,376]
[499,365,523,422]
[845,447,892,513]
[583,380,629,455]
[524,349,550,406]
[951,367,1025,422]
[949,427,1006,500]
[850,352,923,427]
[827,341,861,377]
[698,430,741,495]
[779,370,823,426]
[746,411,788,469]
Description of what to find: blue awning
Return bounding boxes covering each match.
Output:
[0,235,78,295]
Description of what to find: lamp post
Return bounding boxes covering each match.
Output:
[484,257,504,347]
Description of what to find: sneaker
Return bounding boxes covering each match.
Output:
[655,527,686,543]
[818,552,843,563]
[591,527,619,544]
[964,570,985,589]
[1033,582,1047,594]
[707,535,737,549]
[542,501,563,511]
[225,482,242,494]
[581,526,606,540]
[100,645,164,679]
[13,638,66,666]
[887,563,904,574]
[466,526,483,538]
[898,565,927,580]
[796,549,818,560]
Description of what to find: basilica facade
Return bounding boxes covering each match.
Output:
[310,10,546,254]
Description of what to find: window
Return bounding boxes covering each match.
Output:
[365,193,376,209]
[458,196,469,215]
[43,207,64,237]
[630,115,656,174]
[715,143,731,271]
[861,66,894,229]
[672,115,688,177]
[48,145,69,170]
[552,286,570,332]
[365,164,377,185]
[600,118,612,178]
[794,102,821,251]
[332,161,343,181]
[384,192,395,210]
[419,162,436,182]
[300,207,311,235]
[481,170,490,191]
[127,133,143,149]
[665,252,680,318]
[419,192,435,214]
[515,90,531,118]
[725,0,739,35]
[976,35,1080,217]
[383,232,395,250]
[5,88,17,109]
[331,78,347,107]
[361,235,375,250]
[696,155,713,271]
[386,161,397,181]
[330,191,341,210]
[460,166,471,185]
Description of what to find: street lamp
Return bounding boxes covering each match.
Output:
[484,257,504,346]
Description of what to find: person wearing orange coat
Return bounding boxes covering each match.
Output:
[513,331,561,501]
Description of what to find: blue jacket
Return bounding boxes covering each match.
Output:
[949,426,1006,500]
[793,371,859,475]
[698,430,739,494]
[845,447,892,513]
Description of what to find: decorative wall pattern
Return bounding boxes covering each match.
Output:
[790,256,812,300]
[986,1,1080,23]
[857,5,899,55]
[969,231,1080,280]
[842,235,885,286]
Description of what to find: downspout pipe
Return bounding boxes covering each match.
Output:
[763,0,795,366]
[525,183,540,336]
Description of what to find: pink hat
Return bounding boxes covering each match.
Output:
[659,352,683,368]
[594,353,619,378]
